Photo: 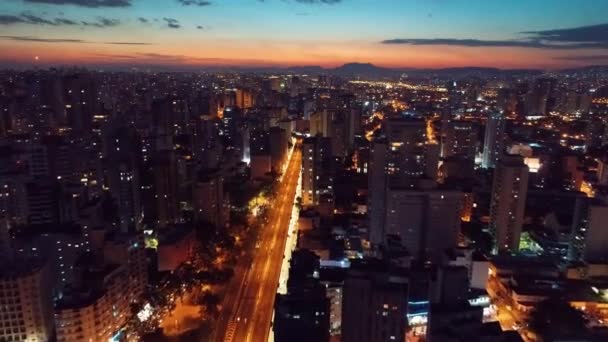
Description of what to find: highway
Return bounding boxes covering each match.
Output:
[215,147,302,342]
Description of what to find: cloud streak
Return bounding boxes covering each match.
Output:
[381,38,608,49]
[177,0,212,6]
[382,23,608,50]
[0,35,150,45]
[523,23,608,43]
[554,54,608,61]
[82,17,120,27]
[163,17,181,29]
[0,12,120,28]
[258,0,342,4]
[22,0,132,7]
[294,0,341,3]
[104,41,152,45]
[0,35,87,43]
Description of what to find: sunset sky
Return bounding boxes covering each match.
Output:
[1,0,608,69]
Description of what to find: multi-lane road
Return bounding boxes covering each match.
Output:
[214,147,302,342]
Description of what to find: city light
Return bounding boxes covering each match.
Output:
[1,5,607,342]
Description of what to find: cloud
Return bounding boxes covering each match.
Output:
[381,38,545,48]
[20,13,58,25]
[294,0,341,3]
[177,0,212,6]
[104,41,152,45]
[82,17,120,27]
[382,23,608,50]
[0,15,23,25]
[22,0,132,7]
[163,17,181,29]
[93,53,137,59]
[0,35,87,43]
[0,12,119,28]
[258,0,341,4]
[0,35,150,45]
[138,17,149,23]
[196,25,208,30]
[523,23,608,43]
[54,18,79,25]
[137,52,184,59]
[554,54,608,61]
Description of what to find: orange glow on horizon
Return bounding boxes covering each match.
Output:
[0,40,602,70]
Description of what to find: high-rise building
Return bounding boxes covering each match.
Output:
[235,88,254,109]
[62,73,99,134]
[151,98,176,151]
[309,109,333,138]
[191,115,221,167]
[569,200,608,263]
[0,176,29,226]
[368,140,388,246]
[28,136,73,181]
[274,285,330,342]
[104,124,143,232]
[523,78,555,118]
[192,169,227,228]
[385,117,427,179]
[269,127,288,174]
[585,118,605,151]
[441,121,477,160]
[0,260,54,342]
[497,88,516,113]
[152,150,179,228]
[54,263,133,342]
[341,260,408,342]
[0,96,13,137]
[524,91,548,117]
[26,179,61,226]
[368,119,443,251]
[345,108,361,151]
[481,112,506,169]
[301,137,333,206]
[383,184,462,261]
[489,156,529,254]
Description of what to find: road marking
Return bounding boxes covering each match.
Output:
[224,322,237,342]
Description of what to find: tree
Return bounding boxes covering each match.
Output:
[529,297,588,340]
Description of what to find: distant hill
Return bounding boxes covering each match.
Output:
[559,65,608,73]
[283,63,398,77]
[279,63,545,79]
[331,62,399,77]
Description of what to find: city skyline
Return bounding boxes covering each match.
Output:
[4,2,608,342]
[1,0,608,70]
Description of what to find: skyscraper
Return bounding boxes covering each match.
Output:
[192,169,227,228]
[269,127,288,174]
[236,88,254,109]
[481,112,506,169]
[152,150,179,228]
[301,137,333,206]
[368,140,388,246]
[309,109,332,138]
[384,184,462,261]
[489,156,529,254]
[569,200,608,263]
[341,260,408,342]
[441,120,477,160]
[385,117,427,179]
[274,285,330,342]
[103,124,143,232]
